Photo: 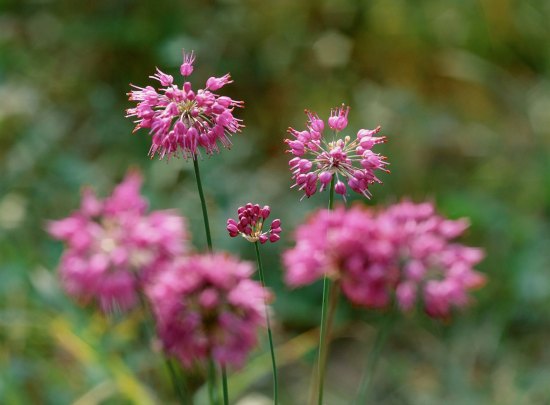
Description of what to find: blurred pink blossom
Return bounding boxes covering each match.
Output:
[146,253,268,368]
[283,201,486,318]
[48,171,188,312]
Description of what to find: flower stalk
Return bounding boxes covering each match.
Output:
[316,175,337,405]
[254,241,279,404]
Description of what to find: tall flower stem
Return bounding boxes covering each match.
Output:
[355,312,395,404]
[315,175,337,405]
[193,157,213,251]
[192,157,229,405]
[207,357,219,405]
[254,241,279,404]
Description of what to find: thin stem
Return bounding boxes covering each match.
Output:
[192,157,228,404]
[315,175,337,405]
[207,357,218,405]
[192,156,213,252]
[221,366,229,405]
[355,313,395,404]
[254,242,279,404]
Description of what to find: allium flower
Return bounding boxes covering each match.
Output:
[283,206,397,308]
[283,202,486,318]
[285,105,388,199]
[48,171,188,312]
[146,253,268,368]
[378,200,486,318]
[126,50,244,160]
[226,203,281,244]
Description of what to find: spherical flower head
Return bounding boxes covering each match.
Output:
[226,203,281,244]
[283,206,398,308]
[146,253,269,369]
[47,171,189,313]
[126,50,244,160]
[379,200,486,319]
[285,105,389,200]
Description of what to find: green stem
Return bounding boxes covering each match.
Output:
[221,366,229,405]
[192,157,228,404]
[316,175,337,405]
[355,313,395,404]
[207,357,218,405]
[254,242,279,404]
[193,156,213,252]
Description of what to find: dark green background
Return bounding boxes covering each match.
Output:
[1,0,549,403]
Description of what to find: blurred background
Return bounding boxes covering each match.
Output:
[1,0,549,404]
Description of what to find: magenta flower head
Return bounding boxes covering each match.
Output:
[126,50,244,160]
[378,200,486,319]
[283,206,397,308]
[47,171,189,312]
[285,105,388,199]
[226,203,281,244]
[146,253,269,368]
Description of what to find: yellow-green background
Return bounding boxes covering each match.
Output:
[1,0,549,403]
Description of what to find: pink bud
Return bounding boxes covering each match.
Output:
[270,219,281,229]
[269,233,280,243]
[335,181,346,195]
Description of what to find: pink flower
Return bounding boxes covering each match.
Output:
[285,105,388,199]
[48,171,189,312]
[378,201,486,318]
[283,206,397,308]
[146,253,268,368]
[283,201,486,318]
[126,50,243,160]
[226,203,281,244]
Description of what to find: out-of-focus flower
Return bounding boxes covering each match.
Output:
[226,203,281,244]
[126,50,243,160]
[48,171,188,312]
[146,253,268,368]
[283,206,397,308]
[283,201,486,318]
[378,200,486,318]
[285,105,388,199]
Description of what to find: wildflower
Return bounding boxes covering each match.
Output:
[285,105,388,199]
[48,171,188,312]
[126,50,244,159]
[146,253,268,368]
[283,202,486,317]
[283,206,397,308]
[226,203,281,244]
[378,200,486,318]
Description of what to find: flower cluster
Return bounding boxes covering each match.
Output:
[226,203,281,244]
[147,253,268,368]
[378,201,486,318]
[48,171,188,312]
[283,201,485,318]
[126,51,244,160]
[285,105,388,199]
[283,206,397,308]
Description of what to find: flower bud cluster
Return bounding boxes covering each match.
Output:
[227,203,281,244]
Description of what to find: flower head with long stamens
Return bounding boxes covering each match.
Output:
[285,105,388,199]
[126,50,244,160]
[226,203,281,244]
